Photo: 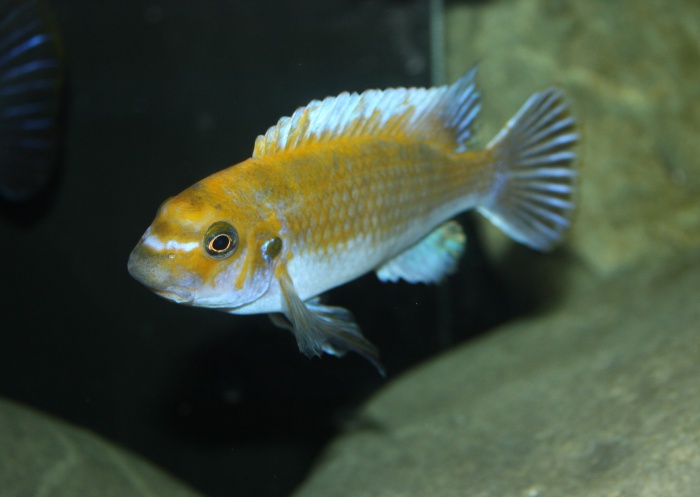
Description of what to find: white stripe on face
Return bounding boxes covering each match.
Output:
[143,234,198,253]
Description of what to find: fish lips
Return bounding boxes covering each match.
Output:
[151,285,195,304]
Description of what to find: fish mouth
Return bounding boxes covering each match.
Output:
[151,285,195,304]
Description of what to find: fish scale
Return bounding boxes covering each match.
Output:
[261,138,492,303]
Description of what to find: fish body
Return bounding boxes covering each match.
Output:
[0,0,63,201]
[128,68,578,374]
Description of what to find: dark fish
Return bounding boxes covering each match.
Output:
[0,0,63,201]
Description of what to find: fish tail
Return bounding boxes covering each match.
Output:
[477,88,578,251]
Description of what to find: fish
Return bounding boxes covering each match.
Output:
[128,67,578,375]
[0,0,63,201]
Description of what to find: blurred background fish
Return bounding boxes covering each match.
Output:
[0,0,63,202]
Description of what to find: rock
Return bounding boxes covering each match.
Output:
[0,398,203,497]
[291,1,700,495]
[292,250,700,497]
[445,0,700,278]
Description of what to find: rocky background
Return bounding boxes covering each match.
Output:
[0,398,204,497]
[292,0,700,495]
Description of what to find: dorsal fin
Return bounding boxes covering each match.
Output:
[252,67,481,159]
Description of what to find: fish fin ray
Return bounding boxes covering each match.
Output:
[478,88,578,251]
[0,0,63,200]
[376,221,466,284]
[275,265,385,375]
[252,67,481,158]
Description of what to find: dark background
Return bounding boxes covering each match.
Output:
[0,1,512,496]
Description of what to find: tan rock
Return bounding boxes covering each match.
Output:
[0,398,203,497]
[293,250,700,497]
[445,0,700,278]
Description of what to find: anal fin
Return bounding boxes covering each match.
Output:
[274,264,384,376]
[376,220,466,284]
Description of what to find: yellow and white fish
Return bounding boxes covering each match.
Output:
[128,68,577,374]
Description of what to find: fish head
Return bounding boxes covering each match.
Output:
[127,181,283,311]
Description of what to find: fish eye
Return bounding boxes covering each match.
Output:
[204,221,238,259]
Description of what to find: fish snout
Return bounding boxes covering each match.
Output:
[127,243,195,304]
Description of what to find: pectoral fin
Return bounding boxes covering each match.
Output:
[376,220,466,284]
[273,264,384,376]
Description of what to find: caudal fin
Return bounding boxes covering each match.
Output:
[478,88,578,251]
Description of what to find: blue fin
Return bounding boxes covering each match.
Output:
[478,88,578,251]
[376,221,466,284]
[0,0,63,201]
[274,264,384,376]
